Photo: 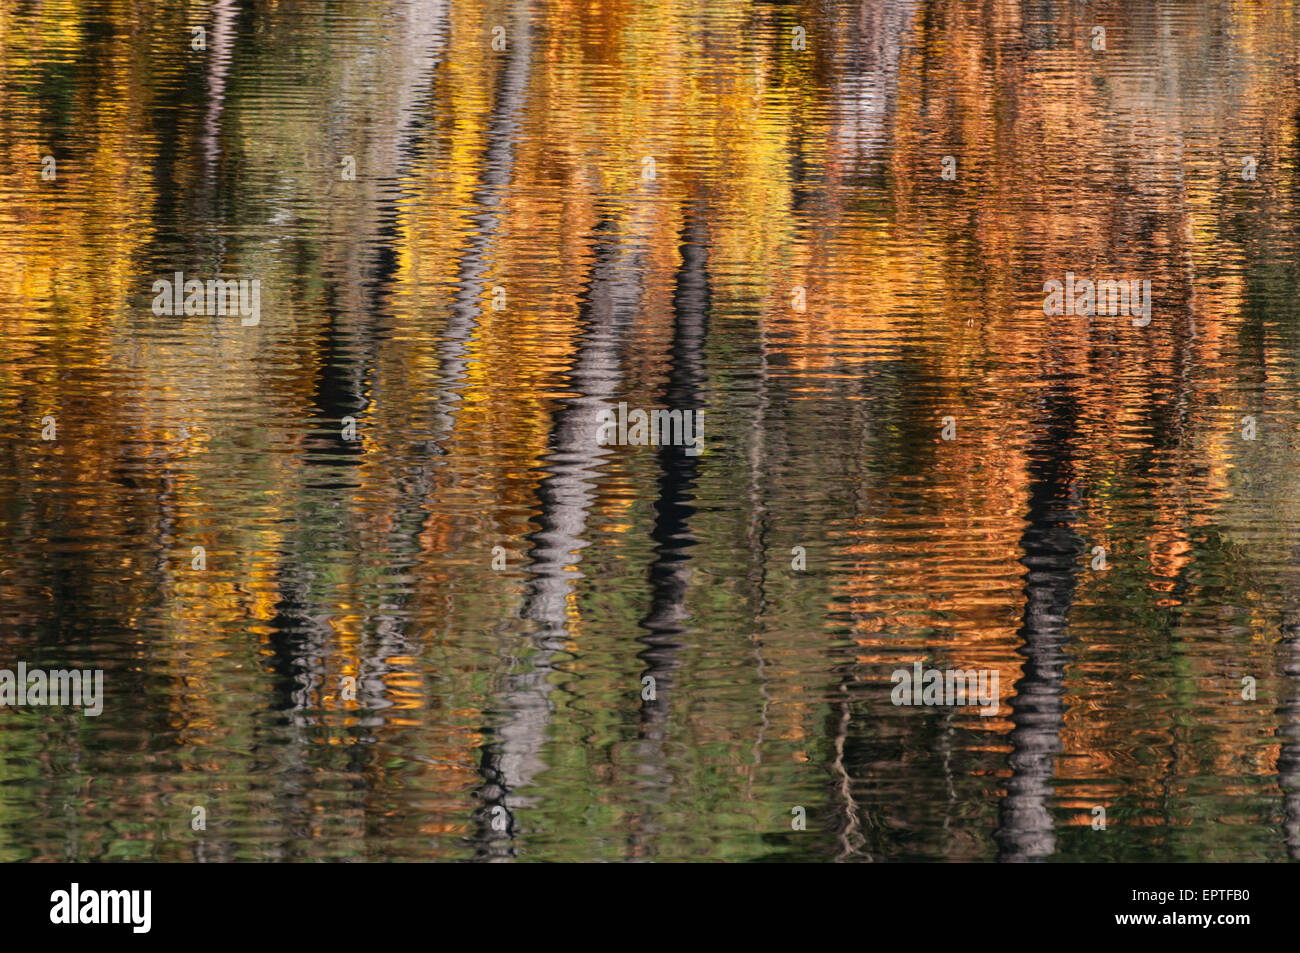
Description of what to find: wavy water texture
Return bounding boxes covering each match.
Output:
[0,0,1299,861]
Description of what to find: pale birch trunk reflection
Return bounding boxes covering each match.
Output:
[271,0,448,720]
[201,0,239,186]
[429,1,531,446]
[996,381,1080,861]
[472,213,646,859]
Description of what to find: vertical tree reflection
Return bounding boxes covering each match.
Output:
[996,378,1081,861]
[270,0,449,719]
[626,205,710,856]
[471,212,644,860]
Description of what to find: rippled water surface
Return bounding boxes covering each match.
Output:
[4,0,1300,861]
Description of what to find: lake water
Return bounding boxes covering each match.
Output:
[2,0,1300,861]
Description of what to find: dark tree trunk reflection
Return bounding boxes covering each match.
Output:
[996,379,1081,861]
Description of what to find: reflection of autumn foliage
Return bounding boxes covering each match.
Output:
[2,0,1300,859]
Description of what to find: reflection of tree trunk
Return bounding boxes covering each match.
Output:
[201,0,240,187]
[624,206,710,858]
[1020,0,1063,53]
[639,206,710,698]
[830,684,870,861]
[271,0,449,719]
[191,0,244,293]
[1277,623,1300,858]
[995,380,1081,861]
[521,216,642,630]
[190,0,241,307]
[817,335,875,863]
[246,0,454,854]
[470,214,644,860]
[832,0,916,168]
[308,0,449,459]
[429,1,532,445]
